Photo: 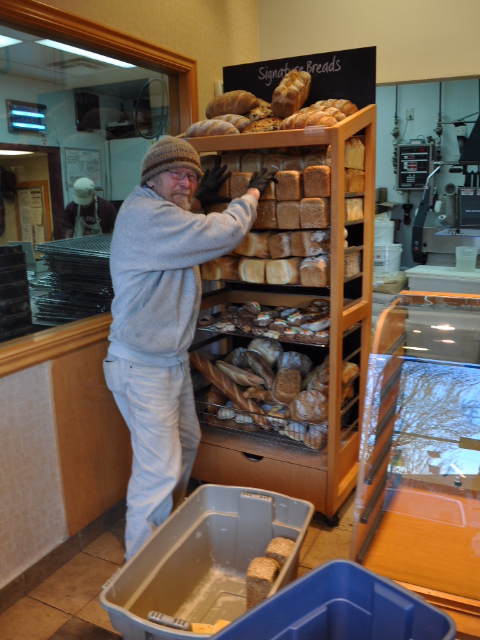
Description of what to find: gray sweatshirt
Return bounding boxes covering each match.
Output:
[107,184,257,366]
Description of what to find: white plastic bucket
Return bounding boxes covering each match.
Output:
[455,246,477,272]
[374,243,403,274]
[374,220,395,245]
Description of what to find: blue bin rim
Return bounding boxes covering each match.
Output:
[214,559,456,640]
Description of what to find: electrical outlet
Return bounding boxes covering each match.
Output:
[406,108,414,121]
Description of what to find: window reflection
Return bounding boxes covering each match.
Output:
[0,23,176,336]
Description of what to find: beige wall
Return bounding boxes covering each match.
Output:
[39,0,479,97]
[258,0,480,85]
[38,0,259,120]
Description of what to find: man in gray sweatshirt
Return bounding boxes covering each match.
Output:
[103,135,276,560]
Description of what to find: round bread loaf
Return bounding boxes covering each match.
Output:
[290,389,328,424]
[185,119,240,137]
[206,90,259,119]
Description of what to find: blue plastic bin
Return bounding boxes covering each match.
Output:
[214,560,456,640]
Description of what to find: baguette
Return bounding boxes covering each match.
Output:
[215,361,265,387]
[206,90,259,119]
[185,119,240,137]
[271,70,312,119]
[189,351,269,426]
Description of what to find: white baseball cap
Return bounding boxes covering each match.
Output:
[73,177,95,205]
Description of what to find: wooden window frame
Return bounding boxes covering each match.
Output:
[0,0,198,377]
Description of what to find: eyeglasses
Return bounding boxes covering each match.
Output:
[165,169,199,184]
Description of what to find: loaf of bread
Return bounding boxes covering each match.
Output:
[276,201,300,229]
[185,119,240,137]
[277,351,313,376]
[304,149,328,168]
[247,337,284,367]
[279,107,311,130]
[283,155,305,171]
[345,168,365,193]
[265,257,301,285]
[230,171,253,199]
[234,232,272,258]
[280,108,336,130]
[275,171,303,201]
[291,230,330,257]
[299,255,330,287]
[268,232,292,259]
[206,90,259,118]
[241,153,263,173]
[246,557,280,610]
[245,350,275,389]
[345,249,362,278]
[290,389,328,424]
[303,165,331,198]
[254,201,277,229]
[313,98,358,116]
[212,113,251,132]
[304,423,328,450]
[201,256,239,281]
[189,351,268,426]
[206,386,228,413]
[345,197,364,221]
[325,137,365,170]
[273,368,302,405]
[248,100,274,122]
[221,152,242,172]
[206,202,229,214]
[242,117,283,133]
[319,106,346,122]
[271,70,312,119]
[265,537,296,567]
[262,153,285,172]
[345,138,365,169]
[299,198,330,229]
[200,153,220,172]
[304,110,338,128]
[215,361,265,387]
[238,257,266,284]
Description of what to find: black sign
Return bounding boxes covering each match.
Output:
[223,46,376,111]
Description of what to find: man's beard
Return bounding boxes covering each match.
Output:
[172,192,191,210]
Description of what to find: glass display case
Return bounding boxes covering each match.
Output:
[351,291,480,638]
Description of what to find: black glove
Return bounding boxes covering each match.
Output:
[194,160,231,207]
[247,167,278,197]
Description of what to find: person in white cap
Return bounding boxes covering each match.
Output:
[63,177,117,238]
[103,135,277,561]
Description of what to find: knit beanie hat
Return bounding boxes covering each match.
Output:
[140,135,202,185]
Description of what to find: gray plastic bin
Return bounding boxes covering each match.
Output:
[100,484,314,640]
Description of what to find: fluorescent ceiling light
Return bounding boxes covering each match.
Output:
[35,39,135,68]
[0,150,34,156]
[0,35,22,48]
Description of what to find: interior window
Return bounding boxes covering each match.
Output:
[0,24,178,336]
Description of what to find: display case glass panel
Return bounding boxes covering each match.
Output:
[352,292,480,628]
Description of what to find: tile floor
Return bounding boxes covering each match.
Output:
[0,490,355,640]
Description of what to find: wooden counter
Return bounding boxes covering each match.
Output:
[0,314,131,536]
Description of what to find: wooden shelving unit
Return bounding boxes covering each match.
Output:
[188,104,376,518]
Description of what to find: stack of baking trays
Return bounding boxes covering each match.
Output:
[0,245,33,342]
[34,234,113,325]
